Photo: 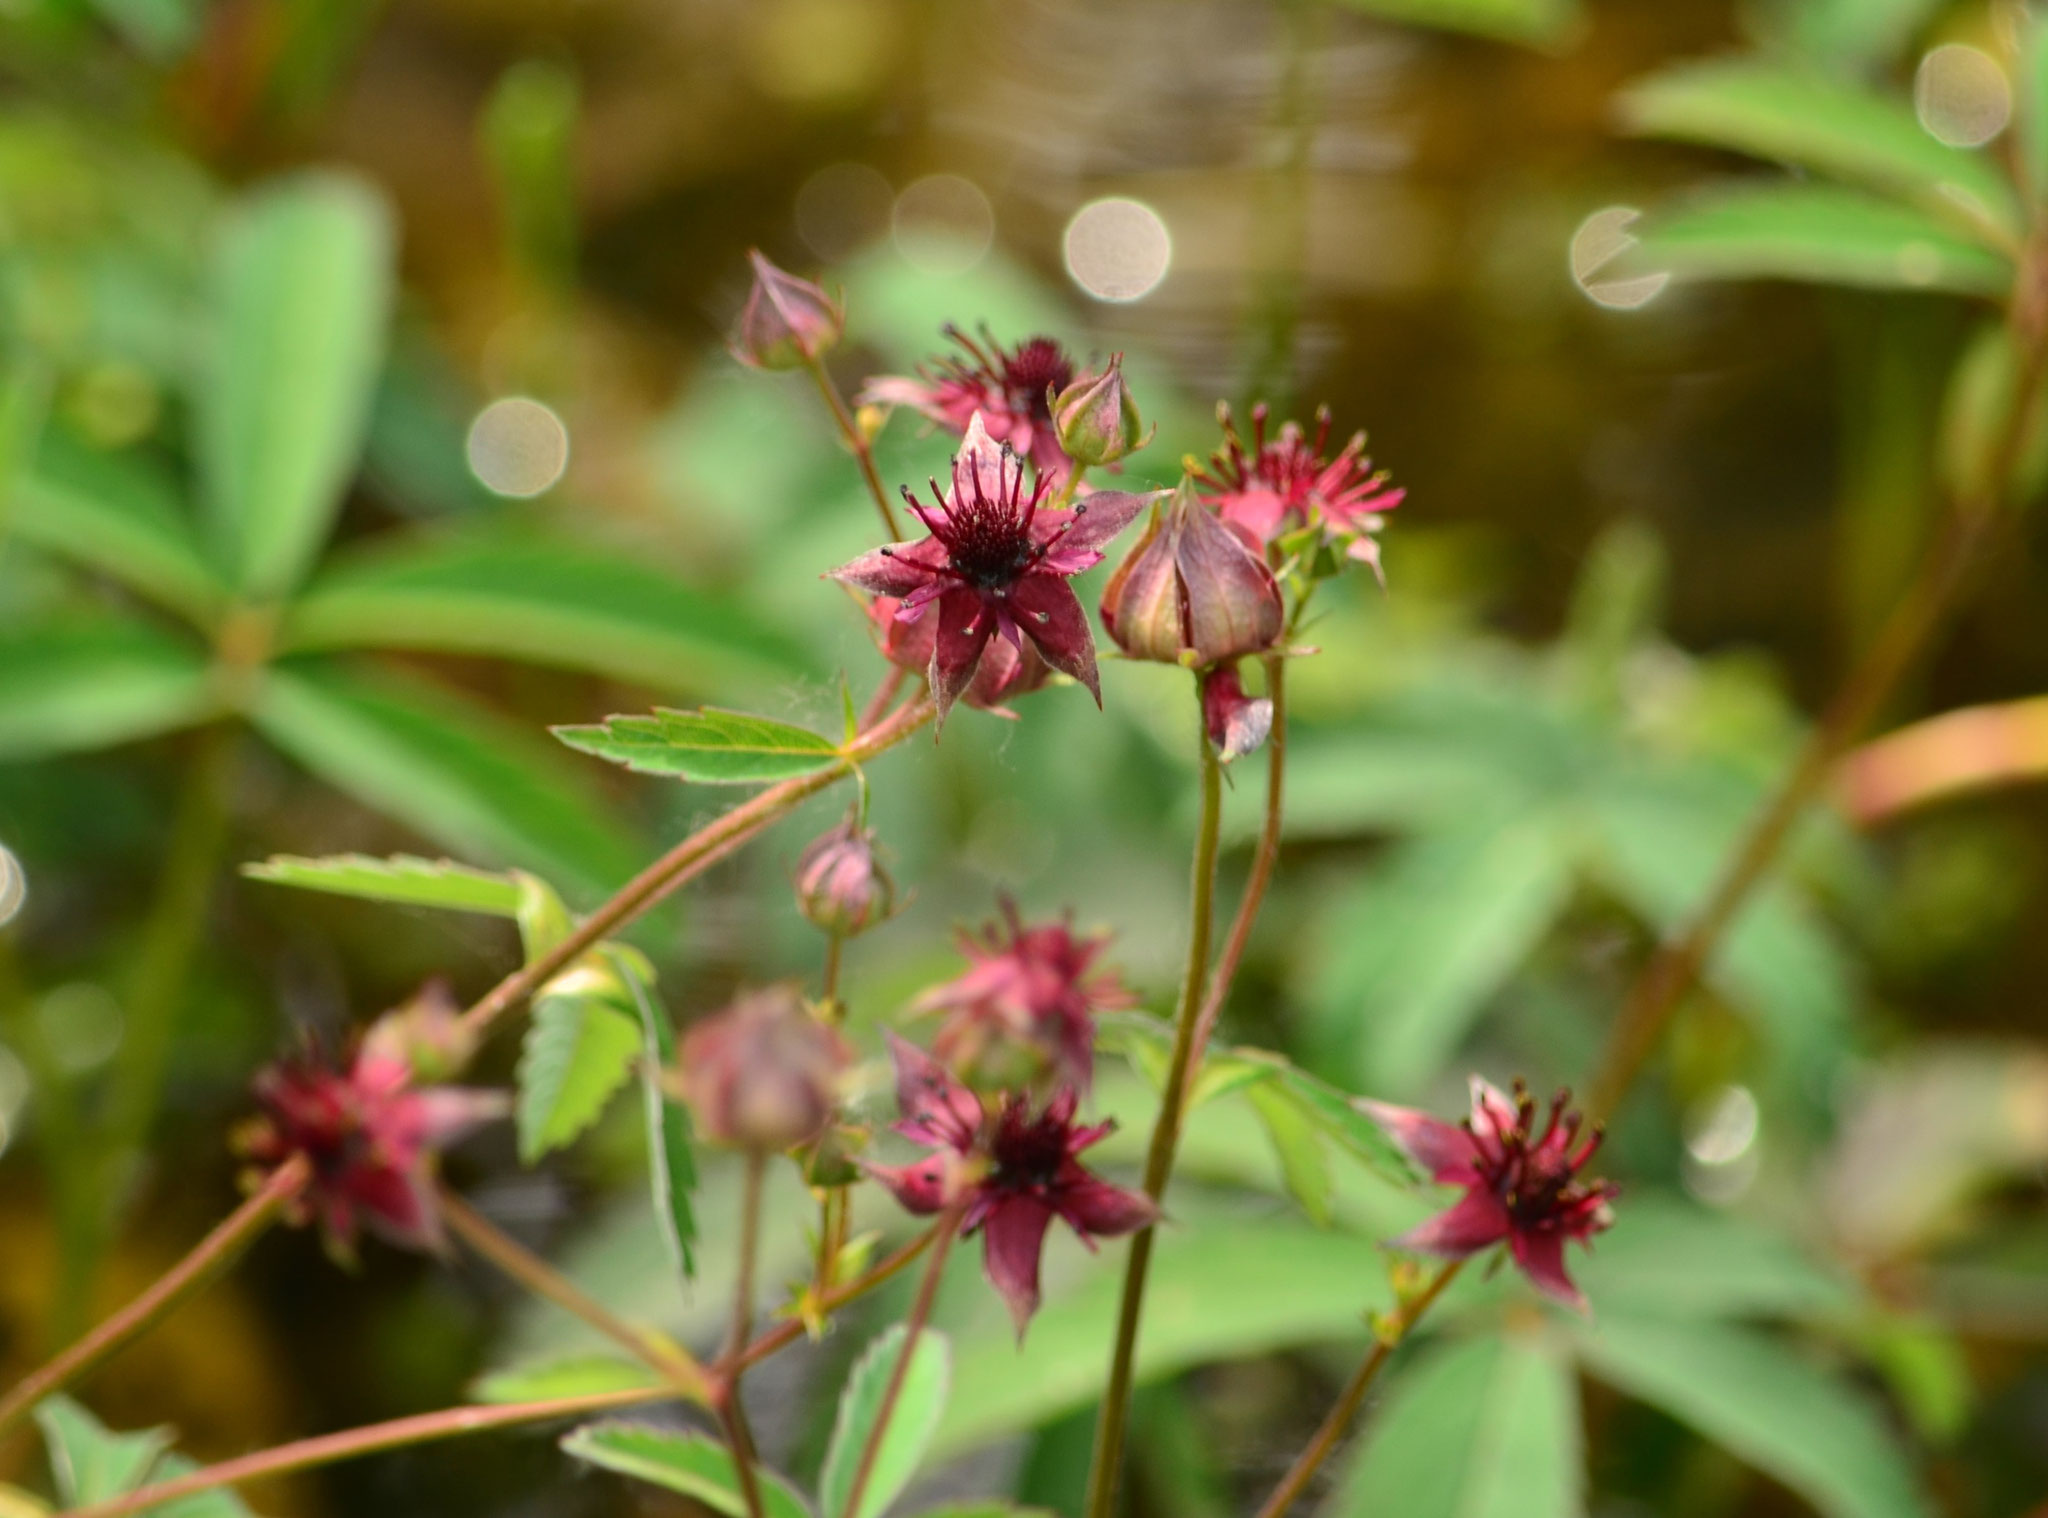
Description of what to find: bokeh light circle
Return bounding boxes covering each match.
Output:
[1569,205,1669,311]
[466,397,571,498]
[796,163,894,262]
[0,844,23,927]
[1915,44,2010,149]
[892,175,994,276]
[1062,197,1173,303]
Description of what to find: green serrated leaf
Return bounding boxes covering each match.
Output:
[0,619,217,760]
[553,707,842,784]
[239,853,524,915]
[35,1398,170,1507]
[561,1424,812,1518]
[517,965,643,1162]
[199,172,394,596]
[820,1325,952,1518]
[1618,60,2020,245]
[469,1354,666,1404]
[1245,1082,1333,1226]
[609,946,697,1279]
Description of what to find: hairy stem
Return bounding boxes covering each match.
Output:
[1085,688,1226,1518]
[1586,289,2048,1120]
[835,1211,960,1518]
[1250,1258,1466,1518]
[804,355,904,539]
[440,1188,707,1399]
[1182,653,1289,1103]
[0,1155,309,1445]
[717,1150,771,1518]
[460,693,934,1042]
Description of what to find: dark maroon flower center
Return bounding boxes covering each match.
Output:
[990,1105,1070,1192]
[1000,336,1075,426]
[1469,1088,1612,1233]
[902,446,1063,594]
[1201,403,1351,516]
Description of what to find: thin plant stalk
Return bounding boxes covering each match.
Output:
[1250,1258,1467,1518]
[439,1188,707,1400]
[0,1154,310,1444]
[1085,688,1226,1518]
[834,1210,961,1518]
[719,1150,771,1518]
[731,1227,937,1374]
[1586,295,2048,1119]
[459,692,934,1042]
[804,354,904,539]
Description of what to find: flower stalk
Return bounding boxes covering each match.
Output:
[805,353,904,540]
[718,1149,772,1518]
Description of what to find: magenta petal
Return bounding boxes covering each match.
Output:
[886,1033,981,1149]
[981,1197,1056,1339]
[349,1166,444,1253]
[1009,574,1100,703]
[953,412,1014,507]
[1359,1100,1480,1182]
[1057,1176,1159,1240]
[829,544,945,599]
[413,1087,511,1146]
[1042,488,1156,561]
[867,1157,951,1216]
[931,588,996,723]
[1511,1230,1588,1312]
[1388,1188,1511,1258]
[860,375,939,414]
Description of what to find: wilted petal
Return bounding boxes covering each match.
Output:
[886,1033,982,1149]
[931,588,997,722]
[1510,1231,1587,1312]
[1057,1175,1159,1240]
[1360,1099,1480,1182]
[1201,664,1273,763]
[981,1196,1056,1338]
[1011,574,1100,703]
[1388,1188,1511,1258]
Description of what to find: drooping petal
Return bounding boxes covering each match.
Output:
[1200,663,1273,763]
[1056,1175,1159,1240]
[866,1156,952,1216]
[930,588,997,722]
[828,540,950,599]
[885,1033,982,1150]
[980,1196,1056,1338]
[1359,1099,1481,1183]
[1387,1188,1512,1258]
[1510,1230,1588,1312]
[1010,574,1100,703]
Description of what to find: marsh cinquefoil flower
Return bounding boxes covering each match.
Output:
[915,900,1130,1095]
[862,326,1078,480]
[236,1033,504,1262]
[1195,403,1404,578]
[868,1036,1156,1335]
[829,413,1152,721]
[1366,1077,1618,1311]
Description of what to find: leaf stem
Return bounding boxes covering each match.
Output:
[730,1226,937,1375]
[460,693,934,1043]
[439,1187,708,1400]
[0,1154,309,1445]
[835,1209,960,1518]
[1085,682,1226,1518]
[804,355,904,539]
[1249,1258,1466,1518]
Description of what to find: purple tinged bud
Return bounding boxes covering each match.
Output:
[361,979,478,1083]
[793,816,895,938]
[1052,353,1152,468]
[731,250,844,371]
[679,986,851,1151]
[1099,478,1285,667]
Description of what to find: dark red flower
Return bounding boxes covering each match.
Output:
[867,1037,1157,1335]
[1365,1077,1618,1311]
[237,1039,504,1262]
[1194,403,1404,574]
[862,326,1078,480]
[914,899,1131,1095]
[828,413,1153,722]
[867,593,1051,715]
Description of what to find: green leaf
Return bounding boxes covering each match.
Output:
[907,1508,1058,1518]
[2024,17,2048,205]
[239,853,524,916]
[1245,1082,1333,1226]
[1577,1317,1933,1518]
[514,871,575,961]
[1328,0,1577,46]
[561,1425,812,1518]
[143,1455,258,1518]
[199,172,394,597]
[819,1325,952,1518]
[1247,1055,1422,1185]
[1626,184,2012,297]
[610,945,698,1279]
[1309,814,1577,1095]
[35,1398,170,1507]
[281,535,812,692]
[553,707,842,784]
[12,432,224,625]
[0,620,216,760]
[249,661,637,901]
[517,961,643,1162]
[469,1353,666,1404]
[1758,0,1945,76]
[1570,1195,1855,1321]
[1325,1332,1583,1518]
[1617,61,2020,243]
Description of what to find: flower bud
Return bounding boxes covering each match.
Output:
[1201,663,1274,763]
[1052,353,1151,468]
[361,980,477,1083]
[679,986,850,1150]
[730,250,843,370]
[1099,479,1284,667]
[794,816,895,938]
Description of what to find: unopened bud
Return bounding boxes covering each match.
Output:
[1052,352,1151,468]
[361,980,477,1083]
[794,817,895,938]
[731,250,843,371]
[1099,478,1284,666]
[1201,663,1273,763]
[679,986,850,1150]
